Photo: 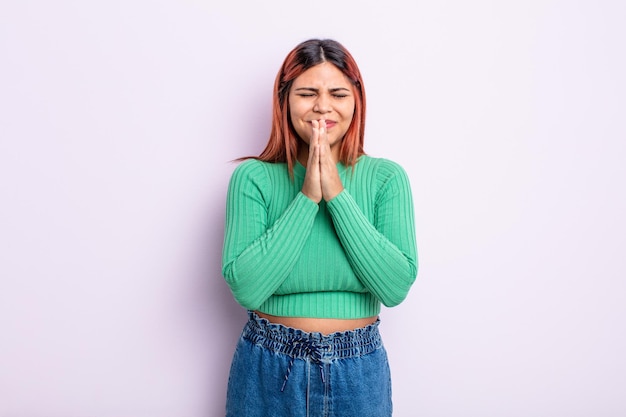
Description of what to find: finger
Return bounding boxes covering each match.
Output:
[319,119,327,145]
[310,119,320,146]
[312,143,320,168]
[318,119,333,162]
[308,141,319,166]
[302,147,322,203]
[318,134,327,159]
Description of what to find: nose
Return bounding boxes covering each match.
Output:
[313,95,331,113]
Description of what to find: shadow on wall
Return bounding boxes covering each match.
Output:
[182,185,248,416]
[185,82,270,415]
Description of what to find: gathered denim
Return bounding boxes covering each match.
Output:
[225,311,392,417]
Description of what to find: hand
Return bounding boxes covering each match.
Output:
[301,120,344,203]
[317,120,344,201]
[301,120,323,203]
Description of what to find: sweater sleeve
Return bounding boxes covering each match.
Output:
[326,160,418,307]
[221,161,319,310]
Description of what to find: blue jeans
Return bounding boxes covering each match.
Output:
[226,311,392,417]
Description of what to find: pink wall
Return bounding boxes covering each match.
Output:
[1,1,625,416]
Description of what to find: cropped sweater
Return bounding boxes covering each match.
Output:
[221,155,418,319]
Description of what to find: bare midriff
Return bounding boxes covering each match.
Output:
[255,311,378,335]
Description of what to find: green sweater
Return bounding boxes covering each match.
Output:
[222,155,418,319]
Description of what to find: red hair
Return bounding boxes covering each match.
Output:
[249,39,367,175]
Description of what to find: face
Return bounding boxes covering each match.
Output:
[288,62,356,155]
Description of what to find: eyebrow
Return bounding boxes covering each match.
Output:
[294,87,351,93]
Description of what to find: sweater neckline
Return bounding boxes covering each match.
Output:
[294,159,356,179]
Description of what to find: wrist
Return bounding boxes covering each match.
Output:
[302,189,322,204]
[323,186,344,202]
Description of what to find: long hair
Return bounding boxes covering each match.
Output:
[251,39,366,175]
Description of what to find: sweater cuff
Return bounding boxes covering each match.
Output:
[326,189,358,217]
[295,191,321,212]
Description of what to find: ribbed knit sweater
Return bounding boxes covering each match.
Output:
[221,155,418,319]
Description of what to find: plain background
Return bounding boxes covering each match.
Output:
[1,0,625,416]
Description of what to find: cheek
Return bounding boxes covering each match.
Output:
[341,100,356,121]
[288,104,296,123]
[348,109,356,123]
[289,109,304,128]
[289,104,305,127]
[288,108,310,140]
[342,107,356,129]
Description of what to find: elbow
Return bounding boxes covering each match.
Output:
[380,290,409,308]
[380,265,418,308]
[232,292,263,311]
[381,297,403,308]
[222,264,265,311]
[227,279,265,311]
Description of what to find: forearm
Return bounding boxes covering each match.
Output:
[327,190,417,307]
[222,192,318,309]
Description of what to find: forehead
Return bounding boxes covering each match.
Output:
[292,62,352,88]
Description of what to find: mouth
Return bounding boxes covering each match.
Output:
[308,120,337,129]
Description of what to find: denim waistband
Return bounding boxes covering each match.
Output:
[242,311,383,361]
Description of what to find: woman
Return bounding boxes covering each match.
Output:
[222,38,418,417]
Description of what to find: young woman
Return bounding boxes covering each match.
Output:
[222,38,418,417]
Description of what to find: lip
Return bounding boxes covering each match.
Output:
[308,120,337,128]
